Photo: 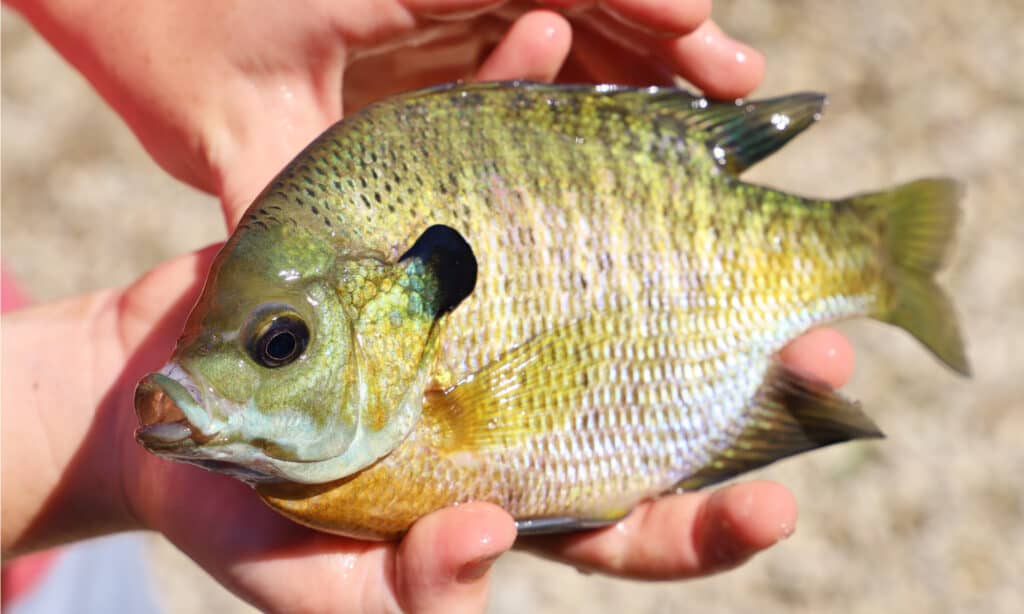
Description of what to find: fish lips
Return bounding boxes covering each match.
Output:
[134,370,215,451]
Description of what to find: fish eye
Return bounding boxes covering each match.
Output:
[246,308,309,368]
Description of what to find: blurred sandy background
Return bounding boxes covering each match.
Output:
[3,1,1022,612]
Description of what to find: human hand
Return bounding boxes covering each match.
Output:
[11,0,764,227]
[116,248,851,612]
[3,204,850,613]
[3,2,855,612]
[1,245,513,612]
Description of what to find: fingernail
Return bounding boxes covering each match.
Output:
[457,553,502,583]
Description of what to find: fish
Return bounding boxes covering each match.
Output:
[134,81,969,540]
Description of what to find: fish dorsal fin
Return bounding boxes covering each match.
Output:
[399,224,477,316]
[676,361,884,491]
[389,82,823,175]
[426,316,608,452]
[663,92,826,175]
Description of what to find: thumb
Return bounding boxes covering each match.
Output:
[394,502,516,614]
[213,99,339,231]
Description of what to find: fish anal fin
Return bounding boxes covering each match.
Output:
[676,361,883,491]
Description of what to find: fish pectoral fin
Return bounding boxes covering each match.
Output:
[678,92,826,175]
[675,360,884,492]
[427,316,610,452]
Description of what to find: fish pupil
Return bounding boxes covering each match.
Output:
[252,314,309,368]
[266,331,296,361]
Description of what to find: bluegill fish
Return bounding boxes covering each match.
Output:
[134,82,968,539]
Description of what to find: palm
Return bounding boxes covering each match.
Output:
[138,452,407,612]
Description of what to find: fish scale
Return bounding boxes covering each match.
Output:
[134,81,968,539]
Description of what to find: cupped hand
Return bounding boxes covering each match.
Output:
[10,1,857,612]
[14,0,763,227]
[113,250,851,613]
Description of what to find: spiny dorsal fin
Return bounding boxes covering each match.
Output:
[676,361,883,491]
[396,82,822,175]
[399,224,477,316]
[670,92,826,175]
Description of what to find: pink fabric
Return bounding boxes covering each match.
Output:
[1,267,30,312]
[1,265,64,608]
[1,550,62,607]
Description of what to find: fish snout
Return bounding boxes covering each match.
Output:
[134,369,214,449]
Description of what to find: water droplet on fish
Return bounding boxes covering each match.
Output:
[770,113,791,131]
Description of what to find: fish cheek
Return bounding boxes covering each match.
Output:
[187,349,260,407]
[247,295,359,461]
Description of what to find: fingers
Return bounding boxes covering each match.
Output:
[475,10,573,82]
[560,9,763,97]
[779,327,855,388]
[558,16,678,85]
[395,502,517,614]
[148,471,515,614]
[408,0,763,97]
[522,481,796,580]
[660,19,764,98]
[402,0,509,19]
[598,0,712,36]
[689,481,797,573]
[114,244,222,354]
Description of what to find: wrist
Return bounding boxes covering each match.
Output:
[7,0,225,194]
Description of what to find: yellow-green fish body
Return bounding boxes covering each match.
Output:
[134,82,968,539]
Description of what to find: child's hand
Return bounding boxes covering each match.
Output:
[4,245,849,612]
[2,3,859,612]
[11,0,763,226]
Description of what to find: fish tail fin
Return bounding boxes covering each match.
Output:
[849,178,971,375]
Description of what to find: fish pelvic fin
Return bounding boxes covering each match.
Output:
[850,178,971,376]
[675,361,883,492]
[515,515,623,536]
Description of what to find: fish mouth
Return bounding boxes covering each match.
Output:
[134,364,216,450]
